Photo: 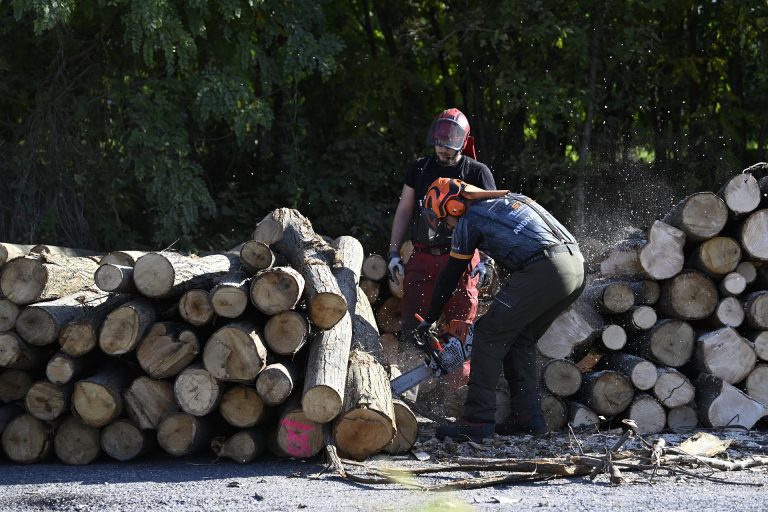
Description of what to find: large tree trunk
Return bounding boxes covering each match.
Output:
[24,380,71,421]
[211,428,267,464]
[694,327,756,384]
[157,413,213,457]
[333,351,396,461]
[1,413,53,463]
[15,290,110,346]
[253,208,347,329]
[0,253,99,306]
[219,385,268,428]
[133,251,240,299]
[100,419,153,461]
[72,366,133,427]
[739,209,768,260]
[136,322,200,379]
[53,415,101,465]
[202,321,268,383]
[123,376,178,430]
[249,266,305,315]
[696,373,767,429]
[578,371,634,417]
[624,319,695,368]
[263,310,311,355]
[661,192,728,242]
[98,298,156,355]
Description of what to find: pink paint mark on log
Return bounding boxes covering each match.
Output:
[280,418,316,457]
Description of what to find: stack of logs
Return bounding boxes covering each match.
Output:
[0,208,417,465]
[534,166,768,434]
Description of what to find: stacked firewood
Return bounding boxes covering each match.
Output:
[0,208,417,464]
[535,166,768,434]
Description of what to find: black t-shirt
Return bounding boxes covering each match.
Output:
[403,155,496,247]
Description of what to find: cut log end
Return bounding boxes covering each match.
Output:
[310,293,348,330]
[133,253,175,298]
[334,409,396,461]
[302,386,343,424]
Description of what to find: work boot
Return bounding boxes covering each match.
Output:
[436,417,495,442]
[495,414,547,435]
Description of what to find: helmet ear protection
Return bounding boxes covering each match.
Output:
[424,178,467,220]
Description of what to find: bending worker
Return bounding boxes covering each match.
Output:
[416,178,585,441]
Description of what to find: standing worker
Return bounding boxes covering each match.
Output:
[388,108,496,356]
[416,178,585,441]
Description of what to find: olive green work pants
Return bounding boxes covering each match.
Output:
[462,248,586,423]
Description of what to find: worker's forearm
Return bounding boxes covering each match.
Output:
[389,209,411,254]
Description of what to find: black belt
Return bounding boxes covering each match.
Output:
[413,245,451,255]
[523,243,579,267]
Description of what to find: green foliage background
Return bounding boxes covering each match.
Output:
[1,0,766,253]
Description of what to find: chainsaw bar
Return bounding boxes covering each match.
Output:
[390,363,433,396]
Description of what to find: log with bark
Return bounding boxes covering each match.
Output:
[598,352,658,391]
[718,172,762,216]
[0,368,33,403]
[696,373,767,429]
[219,385,268,428]
[541,393,568,433]
[578,371,634,417]
[57,294,134,357]
[374,296,403,334]
[123,376,178,430]
[253,208,347,329]
[690,236,742,277]
[567,401,600,429]
[624,319,695,368]
[1,413,53,463]
[616,305,657,332]
[661,192,728,242]
[719,272,747,297]
[239,240,276,274]
[46,352,93,385]
[178,289,215,326]
[745,364,768,406]
[666,404,698,430]
[174,365,222,416]
[99,250,147,268]
[15,290,110,346]
[743,291,768,329]
[72,366,133,427]
[249,266,305,315]
[0,331,49,370]
[0,298,19,332]
[361,254,387,282]
[0,243,33,266]
[739,209,768,260]
[256,361,299,406]
[202,320,268,382]
[542,359,582,397]
[100,418,153,461]
[263,310,311,355]
[598,324,627,351]
[658,270,718,321]
[537,306,598,360]
[359,278,380,305]
[623,393,666,435]
[652,367,695,408]
[94,264,136,293]
[53,415,101,465]
[638,220,686,279]
[24,380,71,421]
[382,399,418,455]
[133,251,240,299]
[581,280,636,314]
[210,271,250,318]
[0,253,99,306]
[694,327,756,384]
[273,395,324,458]
[98,298,156,355]
[136,321,200,379]
[157,412,213,457]
[211,428,267,464]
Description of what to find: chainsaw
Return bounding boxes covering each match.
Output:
[390,315,474,396]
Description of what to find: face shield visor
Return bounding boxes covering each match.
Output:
[425,119,468,151]
[421,208,455,245]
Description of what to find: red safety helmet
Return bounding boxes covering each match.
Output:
[424,178,467,221]
[425,108,471,152]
